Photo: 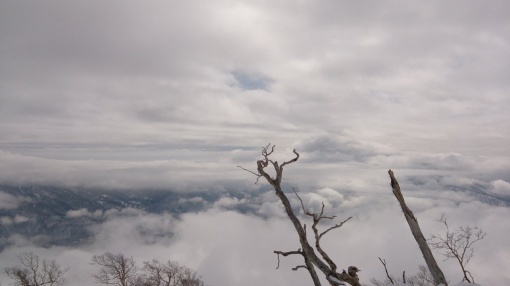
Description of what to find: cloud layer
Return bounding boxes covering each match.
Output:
[1,1,509,189]
[0,186,509,285]
[1,1,509,285]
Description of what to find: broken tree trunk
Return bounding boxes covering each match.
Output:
[388,170,448,286]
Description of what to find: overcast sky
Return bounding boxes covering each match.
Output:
[1,0,509,189]
[1,1,510,285]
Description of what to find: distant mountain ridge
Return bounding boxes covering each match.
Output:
[1,182,508,252]
[0,185,221,251]
[446,184,510,207]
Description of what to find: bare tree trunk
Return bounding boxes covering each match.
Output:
[249,145,361,286]
[388,170,448,286]
[271,183,324,286]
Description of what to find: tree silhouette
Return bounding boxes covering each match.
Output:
[5,252,68,286]
[429,215,486,283]
[240,145,361,286]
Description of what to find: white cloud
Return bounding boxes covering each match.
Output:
[1,192,508,285]
[213,196,246,209]
[13,215,30,224]
[0,215,30,225]
[66,208,103,219]
[66,208,91,218]
[178,196,207,205]
[488,180,510,196]
[257,201,283,218]
[439,176,480,187]
[0,216,13,225]
[0,190,31,210]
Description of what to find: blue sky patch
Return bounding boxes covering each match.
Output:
[231,70,274,91]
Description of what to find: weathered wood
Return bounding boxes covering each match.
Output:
[255,145,361,286]
[388,170,448,286]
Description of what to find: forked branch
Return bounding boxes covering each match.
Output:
[428,215,486,283]
[274,249,303,269]
[245,145,360,286]
[294,188,352,272]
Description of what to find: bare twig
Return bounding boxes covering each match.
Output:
[292,265,308,271]
[236,165,262,183]
[281,149,300,169]
[292,188,351,272]
[428,215,486,283]
[378,257,394,285]
[6,252,68,286]
[320,217,352,239]
[274,250,303,269]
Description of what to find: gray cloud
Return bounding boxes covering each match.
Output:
[296,134,390,163]
[2,0,508,157]
[0,1,508,179]
[1,1,509,284]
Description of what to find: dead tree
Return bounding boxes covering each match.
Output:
[428,215,486,283]
[388,170,448,286]
[240,145,361,286]
[5,252,68,286]
[91,252,138,286]
[141,259,205,286]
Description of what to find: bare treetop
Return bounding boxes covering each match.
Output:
[91,252,138,286]
[429,215,486,283]
[5,252,68,286]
